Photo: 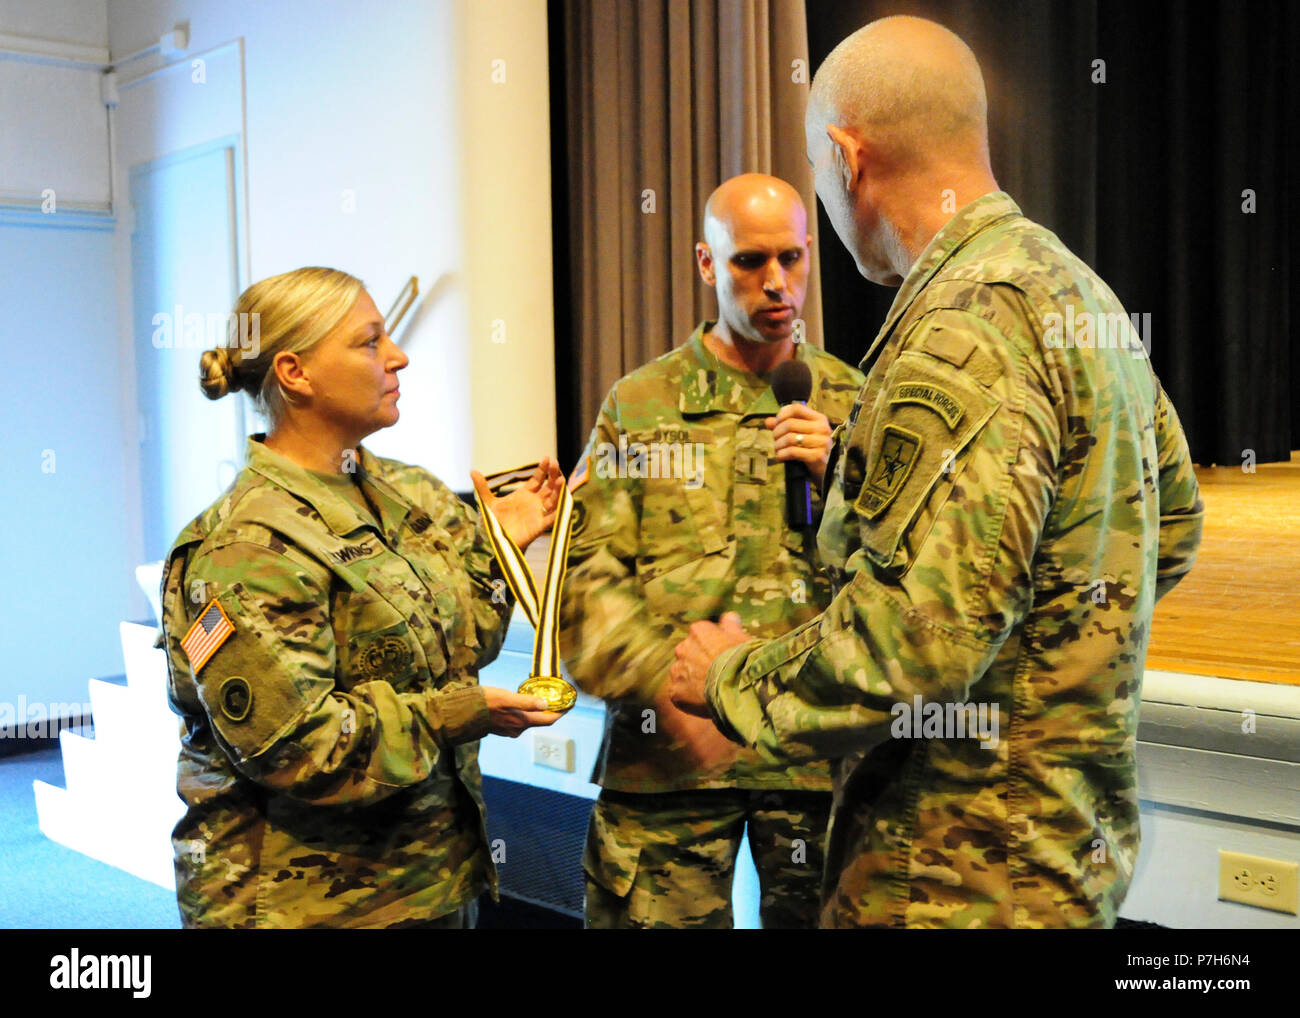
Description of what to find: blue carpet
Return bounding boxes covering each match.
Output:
[0,746,180,929]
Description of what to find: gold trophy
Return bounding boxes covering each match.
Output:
[475,465,579,712]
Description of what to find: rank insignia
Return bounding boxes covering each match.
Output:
[219,676,253,722]
[855,424,922,519]
[181,597,235,675]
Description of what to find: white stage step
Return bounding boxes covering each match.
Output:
[33,621,185,892]
[34,779,180,889]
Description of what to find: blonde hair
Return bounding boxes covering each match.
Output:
[199,266,365,426]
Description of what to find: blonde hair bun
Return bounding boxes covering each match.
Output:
[199,346,240,400]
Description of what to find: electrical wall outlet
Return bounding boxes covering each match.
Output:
[532,733,575,773]
[1217,850,1299,915]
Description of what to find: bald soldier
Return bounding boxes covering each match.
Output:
[559,174,865,928]
[671,17,1203,928]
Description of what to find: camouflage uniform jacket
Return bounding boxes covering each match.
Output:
[560,324,864,792]
[705,193,1205,927]
[159,435,511,928]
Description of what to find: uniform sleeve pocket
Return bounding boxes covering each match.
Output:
[851,350,1001,572]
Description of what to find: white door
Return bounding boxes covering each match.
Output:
[131,141,244,560]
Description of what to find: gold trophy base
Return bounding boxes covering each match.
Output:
[519,675,577,713]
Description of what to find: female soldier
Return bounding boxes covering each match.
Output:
[159,266,562,928]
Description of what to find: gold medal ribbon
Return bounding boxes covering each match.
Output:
[474,463,578,711]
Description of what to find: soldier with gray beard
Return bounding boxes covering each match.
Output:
[670,17,1203,928]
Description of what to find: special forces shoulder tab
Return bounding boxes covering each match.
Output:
[889,382,964,430]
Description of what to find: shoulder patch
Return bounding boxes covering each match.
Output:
[219,676,253,722]
[569,499,588,537]
[180,598,235,674]
[855,424,922,519]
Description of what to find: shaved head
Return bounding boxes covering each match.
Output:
[694,173,812,351]
[702,173,807,256]
[803,16,998,285]
[809,15,988,163]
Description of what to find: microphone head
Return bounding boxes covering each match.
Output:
[771,358,813,405]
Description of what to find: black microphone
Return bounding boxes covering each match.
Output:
[771,359,814,528]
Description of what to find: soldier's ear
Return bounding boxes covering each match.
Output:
[272,350,312,400]
[695,242,716,287]
[826,124,860,193]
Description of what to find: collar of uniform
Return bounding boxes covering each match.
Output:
[680,320,820,419]
[244,435,399,538]
[352,446,418,536]
[859,191,1023,370]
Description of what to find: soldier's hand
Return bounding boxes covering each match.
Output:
[650,682,739,774]
[471,457,564,552]
[767,404,833,487]
[670,612,751,718]
[482,686,562,738]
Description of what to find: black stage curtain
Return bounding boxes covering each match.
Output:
[807,0,1299,465]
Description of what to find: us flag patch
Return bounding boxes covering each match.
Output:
[568,455,589,492]
[181,597,235,674]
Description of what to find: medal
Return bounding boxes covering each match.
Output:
[475,464,578,712]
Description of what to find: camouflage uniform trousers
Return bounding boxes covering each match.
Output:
[583,787,831,929]
[394,900,479,929]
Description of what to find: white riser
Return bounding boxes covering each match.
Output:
[87,678,177,748]
[57,729,177,802]
[34,780,180,890]
[119,622,172,704]
[32,619,186,893]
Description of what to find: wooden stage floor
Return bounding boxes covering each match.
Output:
[537,455,1298,687]
[1146,451,1300,686]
